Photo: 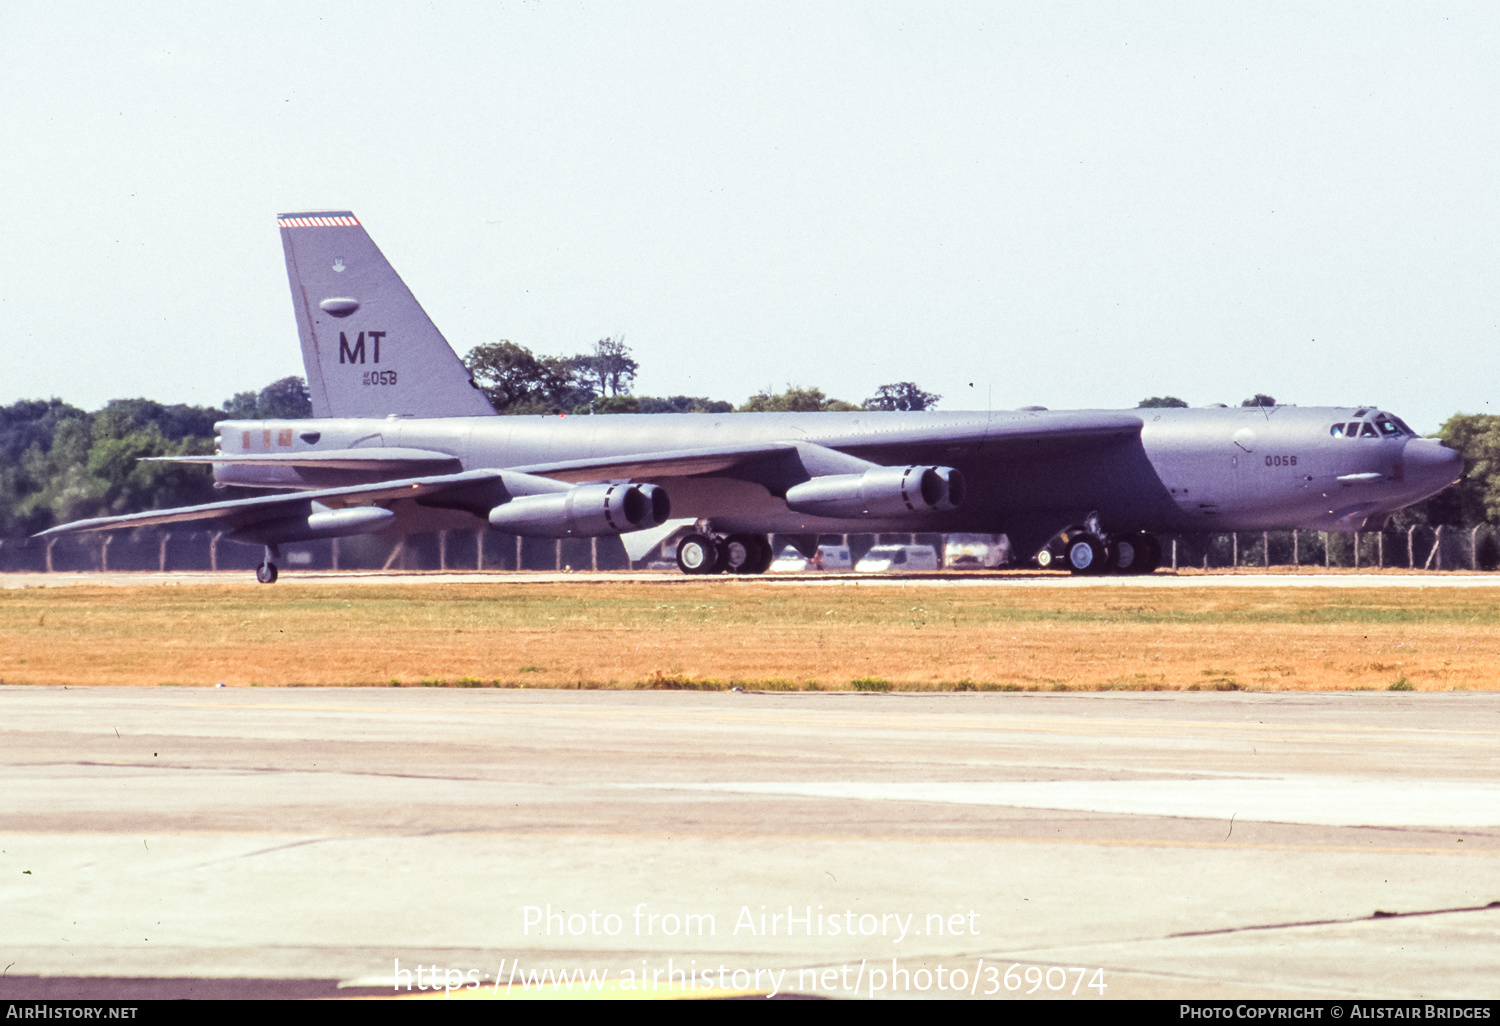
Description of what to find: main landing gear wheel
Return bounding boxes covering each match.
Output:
[256,562,279,584]
[724,534,774,575]
[744,534,774,575]
[1108,533,1161,575]
[1064,534,1107,575]
[1129,533,1162,574]
[676,533,720,575]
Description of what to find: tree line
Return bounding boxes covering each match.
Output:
[462,337,939,415]
[1,336,1494,543]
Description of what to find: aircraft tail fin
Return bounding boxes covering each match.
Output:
[278,211,496,419]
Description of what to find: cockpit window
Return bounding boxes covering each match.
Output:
[1334,413,1412,439]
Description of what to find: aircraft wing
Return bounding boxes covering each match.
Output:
[820,410,1144,464]
[32,469,511,537]
[527,413,1147,490]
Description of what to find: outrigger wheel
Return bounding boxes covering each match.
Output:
[256,561,279,584]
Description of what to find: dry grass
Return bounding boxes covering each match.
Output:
[2,580,1498,691]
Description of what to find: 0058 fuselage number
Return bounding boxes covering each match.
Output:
[1264,455,1298,466]
[363,370,398,386]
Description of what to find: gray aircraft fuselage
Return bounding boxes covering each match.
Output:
[212,403,1459,557]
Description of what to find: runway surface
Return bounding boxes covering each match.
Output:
[2,687,1497,1000]
[5,568,1500,589]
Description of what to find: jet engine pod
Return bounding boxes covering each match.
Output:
[784,465,964,518]
[487,482,671,537]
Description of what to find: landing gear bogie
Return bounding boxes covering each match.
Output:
[677,532,773,575]
[1041,528,1162,575]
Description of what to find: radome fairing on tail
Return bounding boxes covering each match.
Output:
[37,212,1462,581]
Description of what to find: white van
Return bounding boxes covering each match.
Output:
[855,544,941,572]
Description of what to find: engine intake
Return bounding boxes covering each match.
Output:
[488,482,670,537]
[784,465,965,518]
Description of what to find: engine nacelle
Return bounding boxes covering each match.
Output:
[784,465,965,518]
[488,482,671,537]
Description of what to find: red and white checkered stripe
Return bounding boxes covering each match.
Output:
[277,215,360,228]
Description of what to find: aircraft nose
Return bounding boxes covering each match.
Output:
[1403,438,1463,498]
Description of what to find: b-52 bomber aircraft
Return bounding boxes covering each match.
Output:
[37,211,1462,581]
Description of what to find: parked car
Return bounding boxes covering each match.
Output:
[855,544,941,572]
[769,544,854,572]
[769,546,810,572]
[942,533,1011,569]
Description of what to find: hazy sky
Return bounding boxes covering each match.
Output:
[2,1,1496,431]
